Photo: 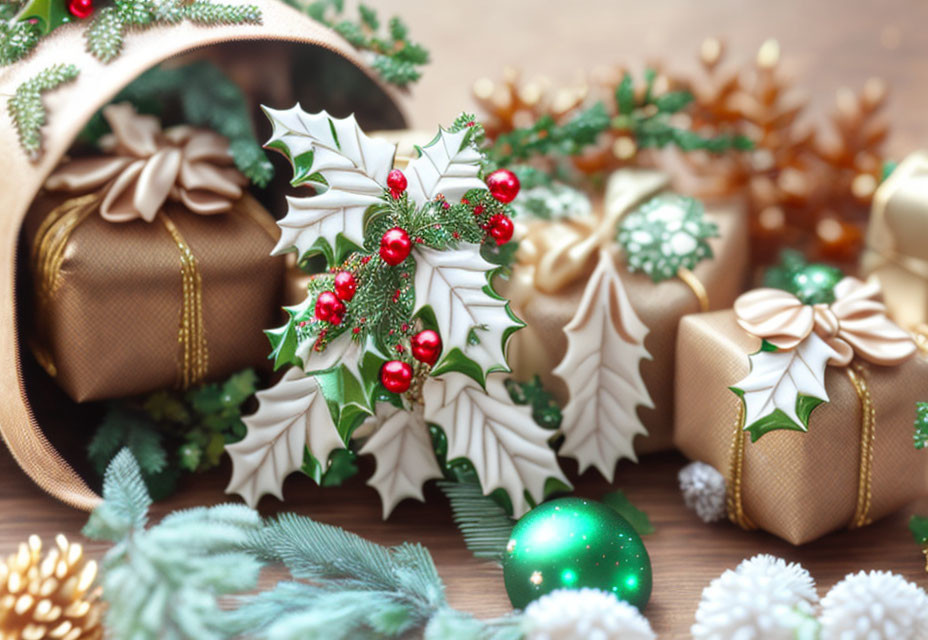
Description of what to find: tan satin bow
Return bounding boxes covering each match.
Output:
[515,169,669,296]
[734,277,917,366]
[44,103,246,222]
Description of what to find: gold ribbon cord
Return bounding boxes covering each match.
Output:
[726,362,877,531]
[159,213,208,389]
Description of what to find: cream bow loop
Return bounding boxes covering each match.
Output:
[734,277,916,367]
[45,103,246,223]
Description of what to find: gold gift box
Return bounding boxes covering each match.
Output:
[24,193,284,402]
[674,310,928,544]
[500,170,748,454]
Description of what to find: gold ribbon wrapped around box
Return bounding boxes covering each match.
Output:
[23,105,284,402]
[674,308,928,545]
[498,168,748,454]
[862,151,928,332]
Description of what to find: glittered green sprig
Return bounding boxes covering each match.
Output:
[7,63,79,159]
[617,193,718,283]
[915,402,928,450]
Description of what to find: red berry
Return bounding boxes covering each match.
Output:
[488,214,514,245]
[314,291,345,324]
[67,0,93,19]
[333,271,357,302]
[387,169,407,199]
[486,169,520,203]
[380,360,413,393]
[380,227,411,266]
[411,330,442,365]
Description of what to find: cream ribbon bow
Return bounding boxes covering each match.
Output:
[45,103,246,222]
[734,277,917,366]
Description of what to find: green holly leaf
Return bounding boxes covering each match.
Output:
[505,376,562,430]
[203,432,227,470]
[143,390,191,425]
[915,402,928,450]
[616,73,635,115]
[178,442,202,472]
[14,0,76,35]
[222,369,258,407]
[322,448,359,486]
[187,384,224,416]
[910,514,928,545]
[602,490,655,536]
[732,389,825,443]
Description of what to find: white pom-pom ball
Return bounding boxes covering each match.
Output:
[692,554,819,640]
[820,570,928,639]
[678,461,727,523]
[523,588,655,640]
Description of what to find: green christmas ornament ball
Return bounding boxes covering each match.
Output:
[789,263,843,305]
[502,497,652,611]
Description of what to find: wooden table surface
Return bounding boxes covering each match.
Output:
[5,0,928,637]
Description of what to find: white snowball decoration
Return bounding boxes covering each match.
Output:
[679,461,727,523]
[820,570,928,639]
[523,588,655,640]
[692,554,819,640]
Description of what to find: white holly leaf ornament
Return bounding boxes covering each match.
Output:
[413,243,521,379]
[226,368,345,507]
[731,332,839,441]
[406,127,485,207]
[358,403,443,519]
[423,372,570,517]
[553,249,654,482]
[295,327,364,381]
[264,106,396,256]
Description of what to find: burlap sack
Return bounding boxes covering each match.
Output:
[674,310,928,544]
[0,1,405,510]
[499,169,748,454]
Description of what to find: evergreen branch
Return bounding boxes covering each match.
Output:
[7,63,78,158]
[85,7,126,62]
[438,480,515,561]
[83,451,263,640]
[915,402,928,450]
[183,1,262,24]
[0,19,40,66]
[283,0,428,88]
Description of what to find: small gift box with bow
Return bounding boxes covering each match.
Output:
[498,167,747,478]
[674,269,927,544]
[23,104,284,402]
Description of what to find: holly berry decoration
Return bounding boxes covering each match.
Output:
[387,169,407,199]
[67,0,94,19]
[380,227,412,266]
[380,360,413,393]
[486,168,520,204]
[410,329,442,365]
[488,213,514,245]
[333,271,357,302]
[314,291,345,325]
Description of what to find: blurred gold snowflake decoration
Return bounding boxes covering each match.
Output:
[0,535,103,640]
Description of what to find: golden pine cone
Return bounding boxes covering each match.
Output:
[0,534,103,640]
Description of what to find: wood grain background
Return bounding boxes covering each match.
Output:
[4,0,928,637]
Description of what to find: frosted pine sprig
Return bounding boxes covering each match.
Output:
[184,2,262,25]
[8,64,79,159]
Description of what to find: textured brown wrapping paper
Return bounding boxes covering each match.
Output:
[499,200,748,454]
[862,151,928,330]
[23,193,284,402]
[674,310,928,545]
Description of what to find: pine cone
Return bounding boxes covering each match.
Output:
[0,534,103,640]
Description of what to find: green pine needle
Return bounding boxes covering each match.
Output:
[8,63,78,158]
[438,481,515,561]
[183,2,262,24]
[915,402,928,450]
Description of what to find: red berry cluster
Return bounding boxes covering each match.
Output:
[314,271,357,325]
[379,329,443,394]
